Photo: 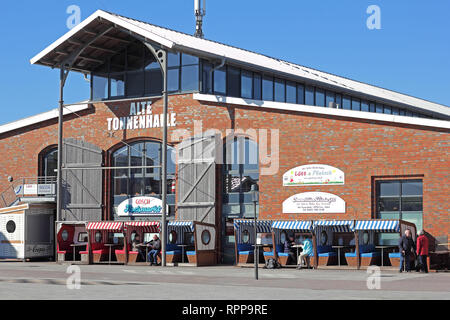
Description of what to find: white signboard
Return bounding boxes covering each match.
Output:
[117,196,168,217]
[283,164,345,186]
[283,192,346,214]
[24,184,38,195]
[37,184,55,195]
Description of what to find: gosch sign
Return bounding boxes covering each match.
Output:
[117,196,168,217]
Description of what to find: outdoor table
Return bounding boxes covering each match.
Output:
[104,243,120,264]
[178,244,189,263]
[70,243,87,263]
[332,245,353,266]
[376,245,397,266]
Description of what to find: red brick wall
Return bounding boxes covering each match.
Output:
[0,93,448,243]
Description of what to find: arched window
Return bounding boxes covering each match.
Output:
[40,147,58,178]
[222,136,259,217]
[111,140,176,216]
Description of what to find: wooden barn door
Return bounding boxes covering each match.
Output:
[61,138,103,222]
[176,134,220,224]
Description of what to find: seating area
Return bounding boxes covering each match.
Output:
[316,245,337,266]
[238,244,254,264]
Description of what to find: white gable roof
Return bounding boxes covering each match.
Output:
[31,10,449,119]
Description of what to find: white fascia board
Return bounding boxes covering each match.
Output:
[193,93,450,130]
[30,10,174,66]
[0,104,90,135]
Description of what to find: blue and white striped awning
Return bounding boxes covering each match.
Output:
[271,220,312,231]
[167,221,194,232]
[233,219,272,233]
[313,220,354,233]
[354,220,400,233]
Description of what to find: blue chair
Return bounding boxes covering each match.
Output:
[166,244,182,263]
[237,244,254,264]
[359,244,380,266]
[316,246,337,266]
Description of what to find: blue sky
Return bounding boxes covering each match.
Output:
[1,0,449,125]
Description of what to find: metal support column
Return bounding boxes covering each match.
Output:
[144,42,168,267]
[56,66,66,223]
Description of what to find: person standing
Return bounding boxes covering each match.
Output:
[416,230,429,273]
[398,229,415,273]
[147,235,161,266]
[284,235,297,265]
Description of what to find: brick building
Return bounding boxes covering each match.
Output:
[0,10,448,264]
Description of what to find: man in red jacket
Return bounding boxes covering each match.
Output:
[416,230,429,273]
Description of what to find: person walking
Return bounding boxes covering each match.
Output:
[416,230,429,273]
[398,229,415,273]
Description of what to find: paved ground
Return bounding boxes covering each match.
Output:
[0,262,448,300]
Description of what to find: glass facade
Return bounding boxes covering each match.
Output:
[91,43,437,120]
[111,141,176,216]
[376,179,423,245]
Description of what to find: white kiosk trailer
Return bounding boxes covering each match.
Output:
[0,203,55,260]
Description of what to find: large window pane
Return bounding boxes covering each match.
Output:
[383,105,392,114]
[241,70,253,99]
[325,91,335,108]
[361,100,369,112]
[297,84,305,104]
[335,94,342,108]
[92,74,108,100]
[351,98,361,111]
[392,107,399,115]
[379,181,400,196]
[369,102,376,112]
[168,68,180,92]
[262,76,273,101]
[214,66,226,95]
[376,103,383,113]
[145,69,162,95]
[181,53,198,66]
[315,88,325,107]
[126,71,144,97]
[402,212,423,231]
[286,82,296,103]
[378,198,400,212]
[402,181,423,196]
[227,67,240,97]
[305,86,314,106]
[181,65,199,91]
[274,78,285,102]
[253,73,262,100]
[401,198,423,211]
[168,52,180,67]
[201,61,213,94]
[110,74,125,98]
[342,95,351,110]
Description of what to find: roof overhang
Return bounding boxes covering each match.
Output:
[30,10,174,73]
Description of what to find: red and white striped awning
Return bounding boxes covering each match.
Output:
[124,221,160,233]
[86,221,124,232]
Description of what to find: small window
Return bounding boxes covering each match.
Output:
[61,230,69,241]
[201,230,211,245]
[95,231,102,243]
[184,232,195,245]
[242,229,250,244]
[169,230,177,244]
[320,231,328,246]
[335,94,342,108]
[78,232,88,243]
[383,105,392,114]
[181,53,199,92]
[6,221,16,233]
[361,100,369,112]
[201,61,213,94]
[369,102,376,113]
[376,103,384,113]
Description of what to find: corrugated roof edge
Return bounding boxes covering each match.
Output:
[0,103,90,136]
[108,10,450,110]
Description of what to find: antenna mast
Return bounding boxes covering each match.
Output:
[194,0,206,38]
